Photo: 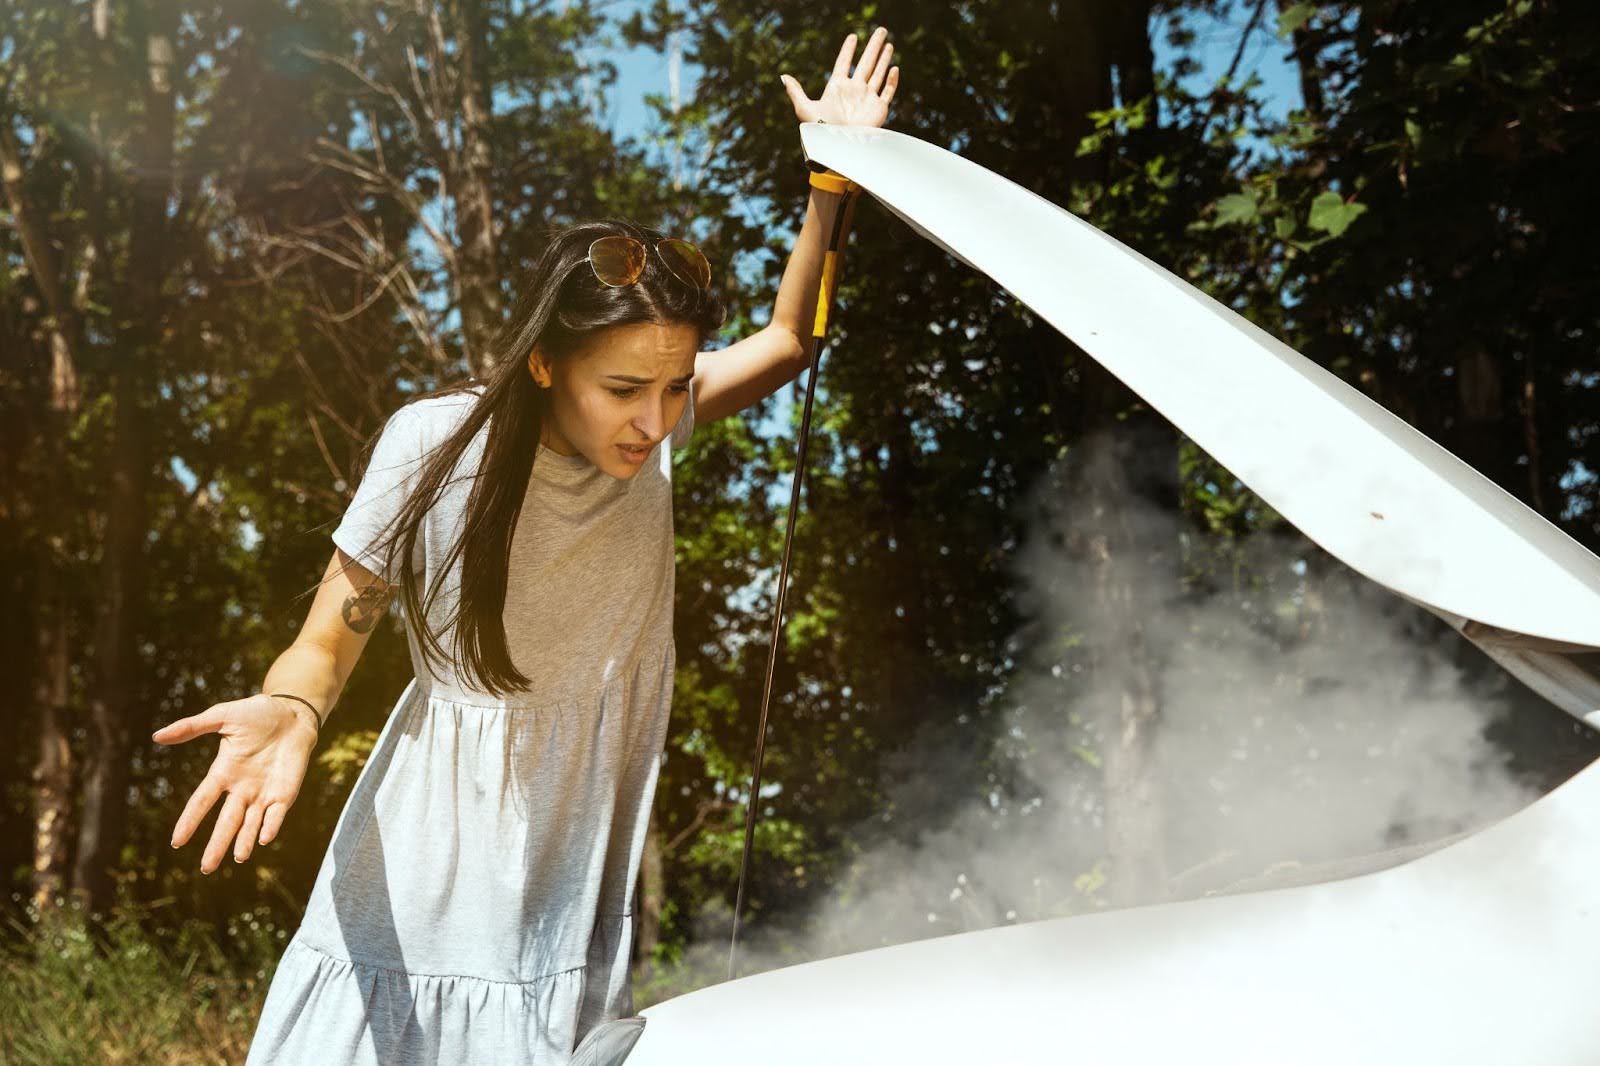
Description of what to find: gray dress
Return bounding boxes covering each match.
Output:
[246,380,695,1065]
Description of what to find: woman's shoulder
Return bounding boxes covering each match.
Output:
[389,384,484,445]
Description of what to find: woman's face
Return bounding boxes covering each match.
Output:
[529,320,699,478]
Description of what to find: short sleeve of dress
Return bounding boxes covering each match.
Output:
[332,405,428,584]
[668,376,696,451]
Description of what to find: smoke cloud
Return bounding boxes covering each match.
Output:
[666,435,1572,992]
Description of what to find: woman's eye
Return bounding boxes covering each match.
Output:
[608,384,689,399]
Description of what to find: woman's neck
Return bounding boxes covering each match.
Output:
[539,424,580,457]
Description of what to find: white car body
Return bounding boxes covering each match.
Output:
[577,125,1600,1065]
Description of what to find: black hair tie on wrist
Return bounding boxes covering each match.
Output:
[269,692,323,732]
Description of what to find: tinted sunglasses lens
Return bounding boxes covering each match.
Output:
[658,238,711,289]
[589,237,646,286]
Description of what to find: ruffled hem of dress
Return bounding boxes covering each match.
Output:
[245,935,587,1066]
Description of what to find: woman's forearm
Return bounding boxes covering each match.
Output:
[260,641,345,729]
[770,25,896,351]
[768,183,858,362]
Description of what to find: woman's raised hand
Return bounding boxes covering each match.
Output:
[780,25,900,129]
[151,693,319,875]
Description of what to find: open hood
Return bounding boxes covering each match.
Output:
[576,127,1600,1066]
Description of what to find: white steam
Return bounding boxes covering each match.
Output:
[657,440,1549,994]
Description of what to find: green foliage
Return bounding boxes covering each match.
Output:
[0,892,286,1064]
[1275,2,1317,37]
[1213,189,1261,226]
[1305,189,1367,237]
[313,729,379,790]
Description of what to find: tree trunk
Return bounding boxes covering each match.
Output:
[74,0,174,912]
[30,321,83,913]
[1110,0,1157,123]
[0,37,89,917]
[31,573,75,911]
[450,0,503,376]
[1454,345,1524,501]
[634,801,665,982]
[1021,0,1116,186]
[1519,355,1546,515]
[1276,0,1327,122]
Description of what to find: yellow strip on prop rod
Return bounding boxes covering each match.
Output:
[813,250,840,338]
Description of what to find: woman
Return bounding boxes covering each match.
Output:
[150,26,899,1065]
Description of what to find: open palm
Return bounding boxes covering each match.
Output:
[152,693,318,874]
[781,26,900,128]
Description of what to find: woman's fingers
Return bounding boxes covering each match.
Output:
[171,773,225,849]
[882,66,900,107]
[854,27,888,84]
[150,705,226,745]
[830,31,858,84]
[259,800,289,847]
[202,791,247,875]
[867,42,893,94]
[235,801,267,864]
[779,73,811,115]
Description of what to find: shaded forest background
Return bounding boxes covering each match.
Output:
[3,0,1598,1059]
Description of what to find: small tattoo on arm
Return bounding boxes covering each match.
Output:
[342,583,393,633]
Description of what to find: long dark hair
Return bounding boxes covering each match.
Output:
[344,217,726,697]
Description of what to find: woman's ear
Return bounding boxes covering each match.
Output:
[527,345,551,388]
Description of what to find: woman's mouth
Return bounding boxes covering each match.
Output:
[617,443,650,464]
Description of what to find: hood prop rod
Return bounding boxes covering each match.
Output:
[728,173,861,982]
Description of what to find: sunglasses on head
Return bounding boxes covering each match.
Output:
[581,235,712,291]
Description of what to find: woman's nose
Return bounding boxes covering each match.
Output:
[634,401,669,438]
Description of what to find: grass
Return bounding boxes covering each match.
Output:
[0,891,287,1065]
[0,885,771,1060]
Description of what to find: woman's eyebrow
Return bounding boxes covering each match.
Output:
[605,372,694,384]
